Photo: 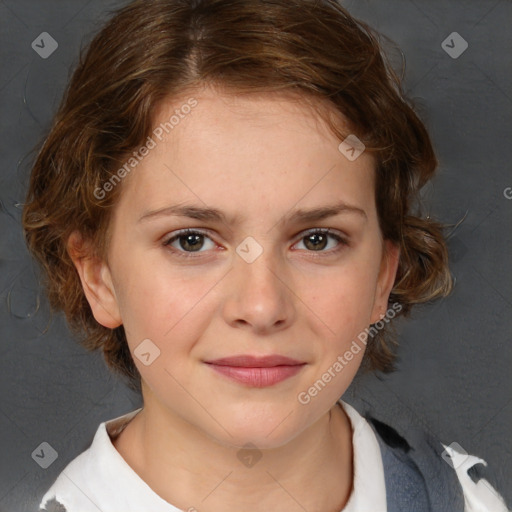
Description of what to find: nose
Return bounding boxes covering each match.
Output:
[221,243,296,335]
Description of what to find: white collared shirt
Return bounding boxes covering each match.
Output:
[40,401,509,512]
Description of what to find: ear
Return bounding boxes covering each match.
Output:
[370,239,400,324]
[67,231,122,328]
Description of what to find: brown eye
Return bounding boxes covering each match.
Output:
[177,232,204,252]
[294,229,347,253]
[303,232,329,251]
[163,229,216,254]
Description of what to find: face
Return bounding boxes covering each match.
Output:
[71,86,398,449]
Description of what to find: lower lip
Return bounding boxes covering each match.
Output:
[206,364,305,387]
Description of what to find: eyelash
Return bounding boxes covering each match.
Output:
[162,228,348,259]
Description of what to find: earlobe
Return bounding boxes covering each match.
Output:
[370,240,400,324]
[67,231,122,329]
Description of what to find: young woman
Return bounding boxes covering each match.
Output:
[22,1,508,510]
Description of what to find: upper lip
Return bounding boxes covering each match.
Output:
[205,355,305,367]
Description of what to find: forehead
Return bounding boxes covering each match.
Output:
[114,88,377,224]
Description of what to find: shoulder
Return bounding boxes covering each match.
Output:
[39,409,143,512]
[440,442,511,512]
[38,422,109,512]
[367,414,465,511]
[351,402,509,512]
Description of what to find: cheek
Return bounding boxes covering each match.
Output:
[114,256,222,352]
[297,269,375,405]
[308,261,380,339]
[116,268,220,393]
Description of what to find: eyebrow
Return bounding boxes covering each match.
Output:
[286,202,367,223]
[137,200,367,225]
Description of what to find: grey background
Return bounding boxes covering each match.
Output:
[0,0,511,510]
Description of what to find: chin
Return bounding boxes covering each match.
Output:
[207,404,309,450]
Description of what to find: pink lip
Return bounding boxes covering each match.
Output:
[205,355,306,388]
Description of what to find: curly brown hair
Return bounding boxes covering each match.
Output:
[22,0,452,389]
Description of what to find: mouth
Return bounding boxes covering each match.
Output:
[204,355,306,388]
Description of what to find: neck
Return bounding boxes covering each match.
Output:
[113,398,353,512]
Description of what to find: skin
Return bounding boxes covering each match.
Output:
[68,85,399,512]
